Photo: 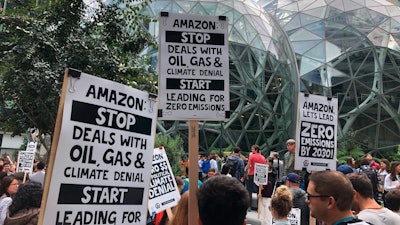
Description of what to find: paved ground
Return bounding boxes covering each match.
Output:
[246,193,261,225]
[246,209,261,225]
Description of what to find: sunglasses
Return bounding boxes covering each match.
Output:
[305,193,330,200]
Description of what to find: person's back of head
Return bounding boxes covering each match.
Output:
[347,173,374,199]
[36,161,45,170]
[359,158,370,166]
[308,170,354,211]
[197,176,249,225]
[8,182,42,216]
[271,185,293,219]
[385,189,400,212]
[233,147,241,154]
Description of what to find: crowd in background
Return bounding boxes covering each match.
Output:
[152,139,400,225]
[0,158,44,225]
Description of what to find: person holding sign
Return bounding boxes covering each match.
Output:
[246,145,266,210]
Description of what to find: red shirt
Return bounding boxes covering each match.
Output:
[248,153,266,175]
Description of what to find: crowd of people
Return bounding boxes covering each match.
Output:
[0,158,45,225]
[152,139,400,225]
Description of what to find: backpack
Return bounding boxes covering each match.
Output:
[225,155,238,176]
[202,160,211,174]
[360,167,379,196]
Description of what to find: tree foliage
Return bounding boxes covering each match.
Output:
[336,129,364,163]
[0,0,157,154]
[154,134,185,177]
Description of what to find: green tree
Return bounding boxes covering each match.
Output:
[337,129,364,163]
[0,0,157,157]
[154,134,185,177]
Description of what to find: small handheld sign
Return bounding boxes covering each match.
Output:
[254,163,268,186]
[148,147,181,215]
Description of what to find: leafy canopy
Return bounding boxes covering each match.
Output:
[0,0,157,152]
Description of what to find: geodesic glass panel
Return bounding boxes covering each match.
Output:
[261,0,400,153]
[140,0,298,154]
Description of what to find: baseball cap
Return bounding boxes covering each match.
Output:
[285,172,300,183]
[286,139,296,145]
[337,164,354,175]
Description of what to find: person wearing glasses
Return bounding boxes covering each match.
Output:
[306,170,370,225]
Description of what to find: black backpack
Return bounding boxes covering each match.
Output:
[225,155,238,176]
[360,167,379,195]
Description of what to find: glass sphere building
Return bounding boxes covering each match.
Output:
[140,0,400,155]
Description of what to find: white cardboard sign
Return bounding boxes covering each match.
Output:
[148,147,181,215]
[16,151,35,173]
[158,12,229,120]
[295,93,338,172]
[254,163,268,186]
[42,72,158,225]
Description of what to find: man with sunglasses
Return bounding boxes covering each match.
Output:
[306,170,370,225]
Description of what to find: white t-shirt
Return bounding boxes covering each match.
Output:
[384,174,400,191]
[357,208,400,225]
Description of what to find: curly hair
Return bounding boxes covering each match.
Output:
[271,185,293,218]
[8,182,43,216]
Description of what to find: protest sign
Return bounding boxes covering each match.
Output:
[148,147,181,215]
[26,141,37,152]
[16,151,35,173]
[271,208,301,225]
[295,93,338,171]
[158,12,229,120]
[254,163,268,186]
[40,69,158,225]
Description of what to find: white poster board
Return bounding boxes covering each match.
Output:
[271,208,301,225]
[16,151,35,173]
[158,12,229,121]
[254,163,268,186]
[42,72,158,225]
[295,93,338,172]
[148,147,181,215]
[26,141,37,152]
